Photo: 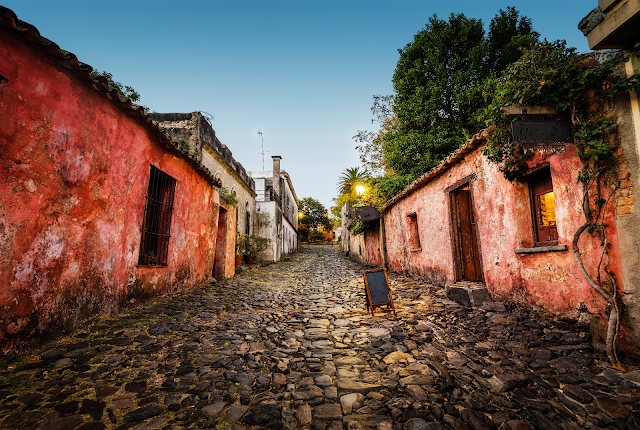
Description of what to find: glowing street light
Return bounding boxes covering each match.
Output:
[356,184,366,196]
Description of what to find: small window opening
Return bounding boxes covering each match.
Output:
[406,212,421,251]
[0,74,8,86]
[139,166,177,266]
[530,168,558,244]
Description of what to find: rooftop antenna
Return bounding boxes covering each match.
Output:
[257,129,270,170]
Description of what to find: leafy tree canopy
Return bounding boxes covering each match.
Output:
[299,197,331,230]
[384,7,537,178]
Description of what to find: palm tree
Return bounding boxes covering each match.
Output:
[337,167,368,195]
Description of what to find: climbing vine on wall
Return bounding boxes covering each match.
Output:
[483,40,640,367]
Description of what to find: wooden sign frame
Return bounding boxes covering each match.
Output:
[363,268,396,316]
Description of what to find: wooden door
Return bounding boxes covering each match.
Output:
[453,188,483,282]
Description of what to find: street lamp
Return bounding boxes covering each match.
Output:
[356,184,366,197]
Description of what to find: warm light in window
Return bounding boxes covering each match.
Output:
[356,185,366,196]
[538,192,556,226]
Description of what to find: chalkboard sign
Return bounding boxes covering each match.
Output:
[363,268,396,316]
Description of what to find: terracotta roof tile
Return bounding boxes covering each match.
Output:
[0,6,222,188]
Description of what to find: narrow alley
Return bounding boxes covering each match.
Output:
[1,246,639,430]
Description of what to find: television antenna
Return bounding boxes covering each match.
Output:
[257,129,270,170]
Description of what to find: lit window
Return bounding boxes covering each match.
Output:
[530,168,558,243]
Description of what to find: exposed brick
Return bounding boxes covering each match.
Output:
[617,189,631,198]
[617,197,635,207]
[619,172,631,180]
[618,163,629,172]
[618,206,634,215]
[620,179,633,188]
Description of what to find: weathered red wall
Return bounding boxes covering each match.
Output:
[364,224,383,267]
[0,28,221,352]
[381,143,623,318]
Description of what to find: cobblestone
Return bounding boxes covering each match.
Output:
[1,246,639,429]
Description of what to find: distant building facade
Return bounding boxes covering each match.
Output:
[250,157,299,261]
[151,112,257,238]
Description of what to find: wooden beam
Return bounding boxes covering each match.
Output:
[500,106,558,116]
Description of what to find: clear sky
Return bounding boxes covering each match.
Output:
[4,1,594,210]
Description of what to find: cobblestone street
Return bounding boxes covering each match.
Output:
[2,246,640,430]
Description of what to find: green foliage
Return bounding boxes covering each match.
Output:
[368,175,414,208]
[148,251,157,265]
[298,224,310,242]
[309,230,326,242]
[337,167,368,195]
[218,186,238,205]
[483,40,640,181]
[299,197,331,230]
[349,219,365,235]
[386,8,537,178]
[246,234,269,256]
[93,69,149,113]
[353,95,395,176]
[235,232,249,256]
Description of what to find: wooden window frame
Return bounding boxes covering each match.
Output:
[138,165,177,266]
[526,166,558,247]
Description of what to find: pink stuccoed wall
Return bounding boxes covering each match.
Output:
[382,142,624,319]
[0,28,227,353]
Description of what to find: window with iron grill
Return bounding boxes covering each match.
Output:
[138,166,176,266]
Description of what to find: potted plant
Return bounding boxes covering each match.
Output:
[148,251,158,266]
[243,235,255,264]
[235,232,247,266]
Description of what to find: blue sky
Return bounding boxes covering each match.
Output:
[4,1,594,210]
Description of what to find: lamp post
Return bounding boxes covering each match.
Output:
[356,184,366,197]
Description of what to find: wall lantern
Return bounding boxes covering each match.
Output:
[356,185,366,196]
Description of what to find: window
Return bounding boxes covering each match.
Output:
[406,212,421,251]
[529,168,558,244]
[139,166,176,266]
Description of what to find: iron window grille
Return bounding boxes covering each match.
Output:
[138,165,177,266]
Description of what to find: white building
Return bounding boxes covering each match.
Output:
[250,156,299,261]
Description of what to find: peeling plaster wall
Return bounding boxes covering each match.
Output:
[282,217,297,257]
[364,224,383,267]
[380,143,624,330]
[254,202,277,261]
[0,29,223,352]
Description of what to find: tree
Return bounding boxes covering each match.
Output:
[384,9,537,178]
[353,95,396,176]
[336,167,368,196]
[299,197,331,230]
